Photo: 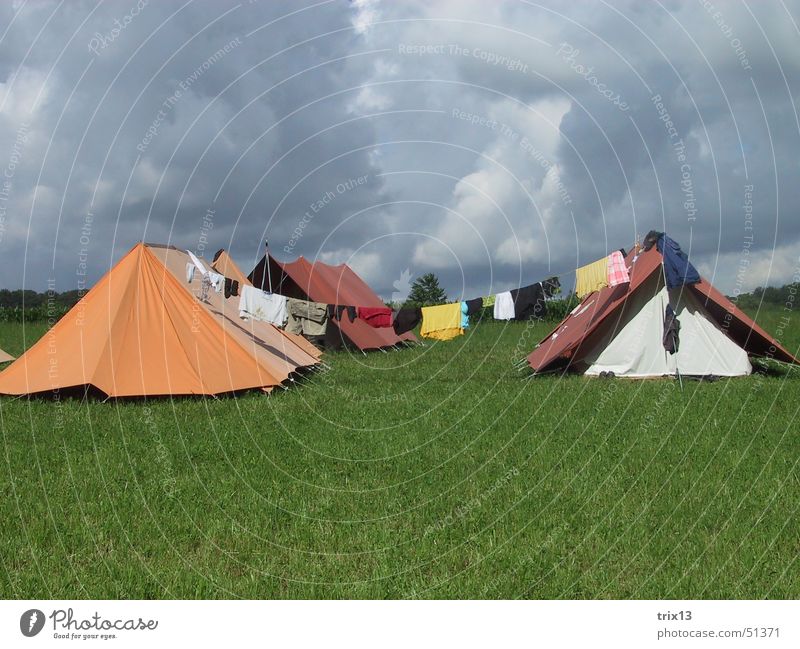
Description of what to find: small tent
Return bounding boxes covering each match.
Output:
[249,254,416,351]
[0,243,320,397]
[528,241,797,377]
[0,348,13,363]
[211,248,252,287]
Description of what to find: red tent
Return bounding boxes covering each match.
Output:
[528,244,797,375]
[250,254,416,351]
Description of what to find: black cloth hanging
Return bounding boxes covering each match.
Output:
[393,307,422,335]
[510,283,546,321]
[224,278,239,299]
[643,230,661,251]
[465,297,483,316]
[663,304,681,354]
[327,304,344,321]
[327,305,358,323]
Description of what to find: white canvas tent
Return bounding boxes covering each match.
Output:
[581,270,752,377]
[528,242,798,378]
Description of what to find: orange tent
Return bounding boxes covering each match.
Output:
[0,243,319,397]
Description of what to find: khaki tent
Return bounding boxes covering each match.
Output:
[0,243,320,397]
[0,348,13,363]
[211,248,251,287]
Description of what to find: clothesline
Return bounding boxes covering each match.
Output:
[185,256,397,339]
[416,281,552,341]
[417,248,633,321]
[185,244,638,344]
[414,246,641,341]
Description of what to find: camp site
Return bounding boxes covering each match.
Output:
[0,229,797,601]
[0,3,799,641]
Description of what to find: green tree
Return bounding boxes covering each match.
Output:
[406,272,447,306]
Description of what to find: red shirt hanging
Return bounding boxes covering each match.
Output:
[358,306,393,328]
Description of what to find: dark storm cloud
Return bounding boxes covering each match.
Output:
[0,0,798,296]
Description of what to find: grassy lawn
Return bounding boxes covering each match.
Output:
[0,307,798,599]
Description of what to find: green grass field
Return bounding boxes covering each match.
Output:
[1,307,798,599]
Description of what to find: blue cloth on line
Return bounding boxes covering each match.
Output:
[460,301,470,328]
[657,234,700,289]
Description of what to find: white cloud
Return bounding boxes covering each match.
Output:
[0,67,47,116]
[351,0,380,34]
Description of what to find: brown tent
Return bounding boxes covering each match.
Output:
[0,348,13,363]
[0,243,319,397]
[250,254,416,351]
[528,244,798,376]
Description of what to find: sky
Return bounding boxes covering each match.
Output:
[0,0,798,298]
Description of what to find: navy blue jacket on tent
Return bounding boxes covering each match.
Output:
[657,234,700,289]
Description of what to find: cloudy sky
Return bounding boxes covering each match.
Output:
[0,0,798,297]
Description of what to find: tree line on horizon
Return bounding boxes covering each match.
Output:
[0,280,796,323]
